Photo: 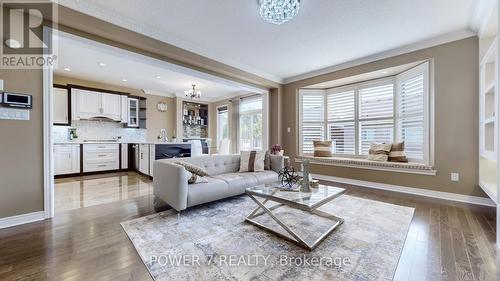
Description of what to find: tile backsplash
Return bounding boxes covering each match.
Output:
[53,120,146,143]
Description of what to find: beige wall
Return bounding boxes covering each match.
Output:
[54,75,176,141]
[0,69,44,218]
[282,37,482,197]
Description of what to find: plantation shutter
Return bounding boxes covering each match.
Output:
[327,90,356,155]
[301,91,325,154]
[396,63,429,162]
[358,83,394,154]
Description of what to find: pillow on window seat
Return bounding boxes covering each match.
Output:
[368,143,392,161]
[388,142,408,162]
[313,141,333,157]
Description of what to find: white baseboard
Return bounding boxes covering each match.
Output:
[312,173,496,207]
[0,211,45,229]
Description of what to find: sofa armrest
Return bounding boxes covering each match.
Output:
[269,155,286,173]
[153,160,189,211]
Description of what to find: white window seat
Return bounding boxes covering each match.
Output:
[295,156,436,176]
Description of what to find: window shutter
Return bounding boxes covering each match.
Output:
[397,71,426,161]
[359,84,394,119]
[358,83,394,155]
[302,94,324,122]
[327,90,355,154]
[301,92,325,154]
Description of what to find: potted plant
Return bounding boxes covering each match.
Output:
[271,144,284,156]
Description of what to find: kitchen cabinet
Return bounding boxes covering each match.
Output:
[54,144,80,176]
[138,144,149,175]
[53,87,69,125]
[101,93,122,120]
[128,98,139,127]
[73,89,122,121]
[121,95,128,123]
[149,144,155,177]
[83,144,119,173]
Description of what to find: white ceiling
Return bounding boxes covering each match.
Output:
[57,0,484,83]
[304,61,424,89]
[54,32,263,102]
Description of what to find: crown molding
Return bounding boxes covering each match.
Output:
[283,29,477,84]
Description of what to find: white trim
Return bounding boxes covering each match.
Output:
[43,26,55,219]
[312,173,496,207]
[0,211,45,229]
[296,158,436,176]
[284,29,476,84]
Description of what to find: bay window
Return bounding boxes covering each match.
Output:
[299,62,431,164]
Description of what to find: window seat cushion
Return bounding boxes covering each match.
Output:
[296,156,436,175]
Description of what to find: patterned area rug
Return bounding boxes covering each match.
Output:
[121,195,414,281]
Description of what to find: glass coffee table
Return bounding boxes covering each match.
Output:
[245,182,346,250]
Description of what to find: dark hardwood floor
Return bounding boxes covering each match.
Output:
[0,174,498,280]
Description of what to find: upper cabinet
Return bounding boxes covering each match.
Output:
[53,86,70,125]
[73,88,123,121]
[127,98,139,127]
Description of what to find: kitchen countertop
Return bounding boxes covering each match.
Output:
[54,141,191,145]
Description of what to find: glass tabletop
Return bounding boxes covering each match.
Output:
[246,182,346,210]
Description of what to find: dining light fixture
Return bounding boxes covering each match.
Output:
[259,0,300,25]
[184,84,201,99]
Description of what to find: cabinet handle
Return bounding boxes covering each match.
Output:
[98,154,106,157]
[98,146,105,148]
[98,164,106,167]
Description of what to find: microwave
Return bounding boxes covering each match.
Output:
[0,92,32,108]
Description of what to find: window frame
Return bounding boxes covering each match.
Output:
[239,95,264,151]
[298,62,432,165]
[216,105,229,149]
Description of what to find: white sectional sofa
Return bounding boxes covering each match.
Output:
[153,154,285,211]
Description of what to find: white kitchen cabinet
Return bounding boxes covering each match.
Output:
[75,89,101,118]
[83,144,119,173]
[54,144,80,176]
[74,89,122,121]
[101,93,122,120]
[138,144,149,175]
[53,87,69,125]
[121,143,128,169]
[128,98,139,127]
[121,95,128,123]
[149,144,155,177]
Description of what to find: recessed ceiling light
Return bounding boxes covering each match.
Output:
[5,39,21,49]
[155,75,161,79]
[98,62,106,67]
[381,71,388,74]
[121,78,128,82]
[64,67,71,72]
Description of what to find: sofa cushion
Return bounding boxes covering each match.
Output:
[213,173,259,196]
[249,171,279,185]
[187,177,229,207]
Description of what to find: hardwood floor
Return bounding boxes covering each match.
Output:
[0,174,498,280]
[54,172,153,213]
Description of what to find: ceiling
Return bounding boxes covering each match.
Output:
[57,0,484,83]
[304,61,424,89]
[54,32,263,102]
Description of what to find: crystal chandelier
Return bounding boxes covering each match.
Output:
[260,0,300,25]
[184,84,201,99]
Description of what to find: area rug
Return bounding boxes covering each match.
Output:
[121,195,414,281]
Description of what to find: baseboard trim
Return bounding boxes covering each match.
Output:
[312,173,496,207]
[0,211,45,229]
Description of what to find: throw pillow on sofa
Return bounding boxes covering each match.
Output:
[175,161,210,184]
[239,151,265,172]
[388,141,408,162]
[367,143,392,162]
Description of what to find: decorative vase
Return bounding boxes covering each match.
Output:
[301,160,311,193]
